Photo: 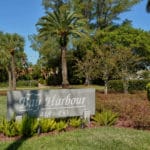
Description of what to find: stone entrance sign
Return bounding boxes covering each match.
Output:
[7,88,95,120]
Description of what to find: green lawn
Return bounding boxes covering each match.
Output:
[0,96,7,118]
[0,127,150,150]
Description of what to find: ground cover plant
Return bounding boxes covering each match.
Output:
[92,110,118,126]
[0,96,6,118]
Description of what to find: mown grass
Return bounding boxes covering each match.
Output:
[0,96,7,118]
[1,127,150,150]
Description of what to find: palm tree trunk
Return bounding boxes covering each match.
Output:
[6,67,12,90]
[61,46,69,88]
[11,53,16,90]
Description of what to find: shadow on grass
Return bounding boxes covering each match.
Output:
[5,137,28,150]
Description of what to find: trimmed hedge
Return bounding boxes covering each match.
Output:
[0,80,38,88]
[0,82,8,87]
[16,80,38,87]
[46,75,61,86]
[108,79,150,93]
[108,80,123,92]
[128,80,150,91]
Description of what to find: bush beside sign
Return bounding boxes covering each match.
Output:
[7,88,95,120]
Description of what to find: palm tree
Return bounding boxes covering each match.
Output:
[3,33,24,90]
[0,49,12,89]
[0,32,12,89]
[37,9,85,87]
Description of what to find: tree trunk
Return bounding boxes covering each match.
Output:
[122,67,128,94]
[61,46,69,88]
[104,80,108,95]
[6,67,12,90]
[11,53,16,90]
[123,78,128,94]
[104,69,109,95]
[84,75,90,86]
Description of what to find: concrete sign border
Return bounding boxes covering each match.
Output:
[7,88,95,120]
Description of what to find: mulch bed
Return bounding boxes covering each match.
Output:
[0,133,21,142]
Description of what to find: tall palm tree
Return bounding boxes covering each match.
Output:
[37,9,85,87]
[3,33,24,90]
[0,48,11,89]
[0,32,12,89]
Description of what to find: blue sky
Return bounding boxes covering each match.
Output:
[0,0,45,64]
[118,0,150,31]
[0,0,150,64]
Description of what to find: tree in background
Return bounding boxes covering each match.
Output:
[147,0,150,12]
[89,24,149,93]
[42,0,141,29]
[75,50,97,85]
[95,46,117,95]
[115,47,141,93]
[92,0,141,29]
[72,33,95,84]
[29,33,61,84]
[42,0,67,12]
[103,20,150,69]
[0,32,25,90]
[0,46,11,88]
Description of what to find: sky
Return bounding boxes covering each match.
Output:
[0,0,45,64]
[118,0,150,31]
[0,0,150,64]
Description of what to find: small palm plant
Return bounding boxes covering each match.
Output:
[55,120,68,132]
[39,118,56,133]
[92,110,118,126]
[69,117,82,128]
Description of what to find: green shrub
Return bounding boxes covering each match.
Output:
[128,80,150,91]
[39,118,56,133]
[21,114,38,137]
[0,82,8,87]
[69,117,82,128]
[108,80,124,92]
[108,79,150,92]
[146,83,150,101]
[46,75,61,86]
[17,80,38,87]
[141,70,150,79]
[55,120,67,132]
[1,118,21,137]
[92,110,118,126]
[38,78,46,85]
